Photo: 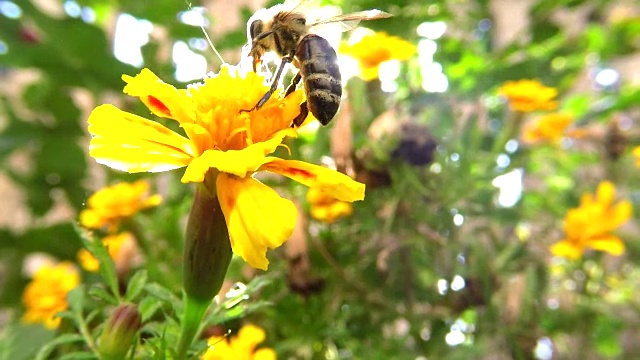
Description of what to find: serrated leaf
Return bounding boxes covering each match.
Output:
[138,296,164,322]
[125,270,148,302]
[84,309,103,327]
[144,283,180,306]
[87,285,117,305]
[76,225,120,300]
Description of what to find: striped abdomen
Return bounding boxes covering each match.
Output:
[295,34,342,125]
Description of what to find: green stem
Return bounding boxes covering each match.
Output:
[492,111,525,154]
[76,314,98,354]
[365,78,387,117]
[176,295,210,360]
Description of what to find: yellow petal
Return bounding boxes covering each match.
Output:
[550,240,583,260]
[254,348,277,360]
[596,180,616,206]
[216,173,297,270]
[122,68,194,123]
[79,209,104,228]
[360,65,380,81]
[181,128,296,183]
[237,324,266,347]
[77,249,100,272]
[587,235,625,256]
[633,147,640,167]
[608,200,633,228]
[260,158,365,202]
[88,104,194,173]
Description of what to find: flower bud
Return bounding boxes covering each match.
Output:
[99,303,142,360]
[183,182,233,302]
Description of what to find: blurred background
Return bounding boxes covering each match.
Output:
[1,0,640,359]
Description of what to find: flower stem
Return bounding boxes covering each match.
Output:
[492,111,524,154]
[176,295,210,360]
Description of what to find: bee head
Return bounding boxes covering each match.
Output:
[249,19,264,42]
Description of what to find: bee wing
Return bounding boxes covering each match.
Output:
[310,10,392,33]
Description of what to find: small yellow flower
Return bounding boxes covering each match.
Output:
[202,324,276,360]
[521,112,573,144]
[79,180,162,232]
[633,146,640,167]
[306,187,353,224]
[498,79,558,113]
[550,181,632,259]
[340,31,416,81]
[77,232,135,272]
[22,261,80,329]
[87,65,365,270]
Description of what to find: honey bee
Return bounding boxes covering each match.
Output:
[245,1,391,126]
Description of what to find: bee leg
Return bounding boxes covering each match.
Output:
[286,72,306,127]
[285,73,302,97]
[291,101,309,128]
[254,55,292,109]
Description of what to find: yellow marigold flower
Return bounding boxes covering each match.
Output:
[79,180,162,231]
[87,65,365,270]
[306,187,353,223]
[550,181,632,260]
[77,232,135,272]
[22,261,80,329]
[633,146,640,167]
[498,79,558,113]
[340,31,416,81]
[521,112,573,144]
[202,324,275,360]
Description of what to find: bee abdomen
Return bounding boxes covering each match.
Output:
[296,34,342,125]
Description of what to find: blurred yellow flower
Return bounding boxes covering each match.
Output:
[87,65,365,270]
[521,112,573,144]
[202,324,276,360]
[633,146,640,167]
[498,79,558,113]
[77,232,135,272]
[79,180,162,232]
[22,261,80,329]
[306,187,353,224]
[340,31,416,81]
[550,181,632,260]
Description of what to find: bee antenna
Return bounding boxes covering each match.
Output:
[184,1,225,65]
[207,329,233,348]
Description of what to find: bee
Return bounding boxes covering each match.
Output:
[245,1,391,126]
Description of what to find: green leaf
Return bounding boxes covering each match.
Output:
[67,286,86,314]
[0,323,54,360]
[144,283,181,308]
[594,315,622,357]
[76,226,120,301]
[35,334,85,360]
[87,285,118,305]
[59,352,99,360]
[125,270,148,302]
[138,296,164,322]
